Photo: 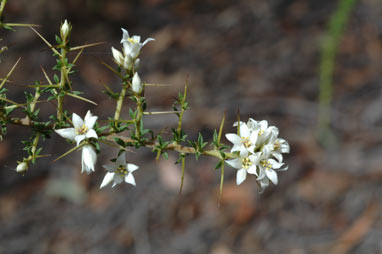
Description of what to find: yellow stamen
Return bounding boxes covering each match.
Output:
[128,38,138,44]
[241,157,252,170]
[117,165,128,176]
[76,124,88,135]
[260,160,271,170]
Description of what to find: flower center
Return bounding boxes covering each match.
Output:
[242,137,251,148]
[117,165,128,176]
[274,141,280,150]
[258,130,264,136]
[76,124,88,135]
[128,38,138,44]
[260,160,272,170]
[241,157,252,169]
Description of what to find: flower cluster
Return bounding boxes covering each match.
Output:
[225,119,289,191]
[111,28,154,71]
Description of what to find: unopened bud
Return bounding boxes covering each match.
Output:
[16,161,28,173]
[60,19,71,42]
[111,47,124,66]
[132,72,143,94]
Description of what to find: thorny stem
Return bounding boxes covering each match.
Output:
[106,134,235,160]
[2,117,236,160]
[29,86,40,115]
[176,84,187,139]
[57,46,68,121]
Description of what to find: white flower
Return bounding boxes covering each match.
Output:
[60,19,71,41]
[55,110,98,174]
[16,161,28,173]
[226,121,258,154]
[100,152,139,188]
[225,118,290,191]
[270,138,290,163]
[55,110,98,146]
[132,72,143,94]
[81,145,97,174]
[226,149,259,185]
[120,28,154,58]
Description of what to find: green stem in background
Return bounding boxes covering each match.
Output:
[135,95,143,140]
[0,0,7,18]
[107,134,235,160]
[113,83,128,124]
[179,153,185,195]
[318,0,357,146]
[218,162,225,205]
[30,87,41,114]
[30,132,40,159]
[177,83,187,139]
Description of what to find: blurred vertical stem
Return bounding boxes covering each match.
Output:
[318,0,357,146]
[135,94,143,140]
[114,82,128,123]
[176,83,187,139]
[57,46,68,121]
[0,0,7,18]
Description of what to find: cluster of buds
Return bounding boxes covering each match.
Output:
[225,119,289,191]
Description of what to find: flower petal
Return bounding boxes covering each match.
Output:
[236,168,247,185]
[72,113,83,129]
[84,111,98,129]
[142,38,155,46]
[103,164,116,172]
[226,158,242,169]
[125,173,136,186]
[81,145,96,174]
[75,135,85,146]
[100,172,114,188]
[121,28,130,43]
[247,165,258,175]
[265,169,278,185]
[127,163,139,173]
[240,123,250,138]
[55,128,76,140]
[116,152,126,166]
[112,174,123,187]
[85,129,98,140]
[225,133,241,145]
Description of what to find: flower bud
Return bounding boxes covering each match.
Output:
[16,161,28,173]
[111,47,124,66]
[132,72,143,94]
[60,19,71,42]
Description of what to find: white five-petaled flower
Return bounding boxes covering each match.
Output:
[226,149,259,185]
[120,28,155,59]
[226,121,258,154]
[225,118,290,191]
[55,110,98,174]
[100,152,139,188]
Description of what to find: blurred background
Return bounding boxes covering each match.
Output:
[0,0,381,253]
